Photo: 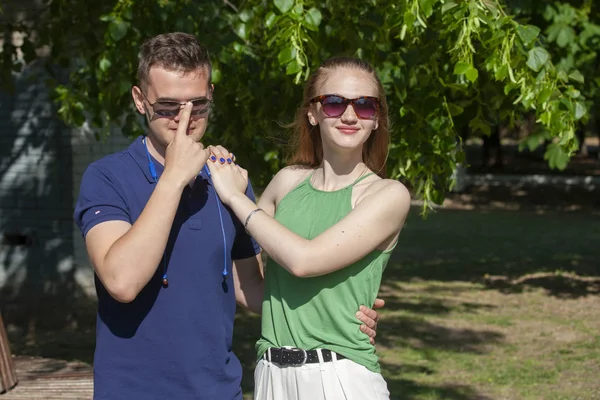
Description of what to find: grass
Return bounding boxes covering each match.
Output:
[234,207,600,399]
[6,207,599,399]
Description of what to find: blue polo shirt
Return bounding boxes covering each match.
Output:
[74,135,260,400]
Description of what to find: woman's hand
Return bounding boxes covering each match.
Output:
[206,145,248,206]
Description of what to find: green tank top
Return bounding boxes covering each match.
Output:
[255,171,395,373]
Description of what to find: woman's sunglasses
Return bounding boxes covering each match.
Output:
[310,94,380,120]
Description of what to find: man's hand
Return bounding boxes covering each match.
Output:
[356,298,385,345]
[162,102,210,188]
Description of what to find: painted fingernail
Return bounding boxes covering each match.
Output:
[226,158,232,164]
[210,155,217,162]
[219,157,225,164]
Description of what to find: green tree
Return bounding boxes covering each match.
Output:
[506,0,600,152]
[0,0,587,213]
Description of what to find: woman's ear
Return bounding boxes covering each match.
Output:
[307,110,317,126]
[373,120,379,130]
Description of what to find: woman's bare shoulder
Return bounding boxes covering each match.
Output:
[357,177,411,205]
[265,165,314,203]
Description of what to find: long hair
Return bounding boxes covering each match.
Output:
[287,57,390,178]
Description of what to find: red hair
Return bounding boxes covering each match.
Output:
[287,57,390,177]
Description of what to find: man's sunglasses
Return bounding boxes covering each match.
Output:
[140,90,212,120]
[310,94,380,120]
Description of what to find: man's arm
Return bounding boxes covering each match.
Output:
[233,254,264,314]
[85,176,187,303]
[81,103,209,303]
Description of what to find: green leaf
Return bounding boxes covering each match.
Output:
[419,0,434,18]
[99,58,111,72]
[537,87,553,105]
[465,66,479,83]
[273,0,294,13]
[441,0,457,14]
[574,102,586,120]
[526,47,550,72]
[469,116,491,136]
[566,88,580,98]
[516,24,540,46]
[453,62,470,75]
[568,70,584,83]
[494,64,508,80]
[238,9,252,22]
[285,59,302,75]
[404,11,416,27]
[556,26,575,48]
[108,19,129,42]
[265,12,277,28]
[235,23,247,40]
[447,103,464,116]
[211,68,222,84]
[521,133,544,152]
[304,7,322,30]
[277,46,295,64]
[544,143,570,170]
[557,70,569,82]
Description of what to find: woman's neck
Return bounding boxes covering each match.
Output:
[313,148,368,191]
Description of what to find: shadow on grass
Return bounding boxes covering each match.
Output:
[4,296,96,365]
[232,305,503,398]
[388,208,599,299]
[379,295,496,317]
[232,309,261,395]
[483,272,600,299]
[382,362,493,400]
[377,315,503,354]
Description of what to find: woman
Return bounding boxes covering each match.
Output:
[207,57,410,399]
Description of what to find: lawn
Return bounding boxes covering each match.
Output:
[234,207,600,399]
[6,206,599,399]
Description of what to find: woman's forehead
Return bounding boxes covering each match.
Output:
[317,67,378,97]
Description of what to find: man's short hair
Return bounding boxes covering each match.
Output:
[137,32,212,89]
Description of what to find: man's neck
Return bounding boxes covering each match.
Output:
[145,135,197,188]
[145,135,167,166]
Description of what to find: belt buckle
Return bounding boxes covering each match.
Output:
[285,347,307,366]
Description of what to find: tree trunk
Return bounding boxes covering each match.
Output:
[0,313,18,393]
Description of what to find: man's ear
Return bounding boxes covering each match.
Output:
[132,86,146,115]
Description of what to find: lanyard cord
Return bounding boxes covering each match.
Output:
[142,137,228,288]
[203,164,229,281]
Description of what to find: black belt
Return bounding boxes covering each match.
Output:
[264,347,346,366]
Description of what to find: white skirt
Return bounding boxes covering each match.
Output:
[254,348,390,400]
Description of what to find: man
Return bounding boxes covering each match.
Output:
[74,32,381,400]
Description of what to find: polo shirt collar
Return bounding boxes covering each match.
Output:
[127,134,209,185]
[128,135,162,184]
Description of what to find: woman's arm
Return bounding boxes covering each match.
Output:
[205,146,410,277]
[227,180,410,277]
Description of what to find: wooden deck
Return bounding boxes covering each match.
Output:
[1,356,92,399]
